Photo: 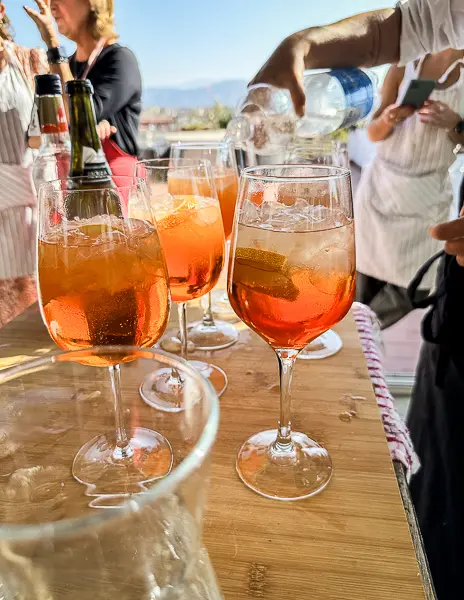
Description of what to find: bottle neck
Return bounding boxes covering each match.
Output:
[68,91,112,181]
[38,95,71,155]
[40,132,71,154]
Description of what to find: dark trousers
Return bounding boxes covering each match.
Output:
[356,272,429,330]
[408,343,464,600]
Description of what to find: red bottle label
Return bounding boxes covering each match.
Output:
[41,106,68,134]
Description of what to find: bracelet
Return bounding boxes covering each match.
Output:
[46,46,69,65]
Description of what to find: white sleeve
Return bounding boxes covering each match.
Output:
[398,0,464,65]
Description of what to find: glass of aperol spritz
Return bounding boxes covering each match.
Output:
[37,176,172,497]
[134,159,227,411]
[171,141,240,350]
[228,165,356,501]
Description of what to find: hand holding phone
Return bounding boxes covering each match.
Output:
[419,100,462,130]
[382,104,415,125]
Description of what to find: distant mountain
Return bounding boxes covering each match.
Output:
[142,79,248,109]
[173,79,217,90]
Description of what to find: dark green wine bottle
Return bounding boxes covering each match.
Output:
[65,79,122,219]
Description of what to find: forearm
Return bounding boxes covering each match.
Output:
[289,8,401,70]
[43,32,74,121]
[367,117,395,143]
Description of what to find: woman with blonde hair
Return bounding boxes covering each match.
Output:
[26,0,142,174]
[0,2,47,326]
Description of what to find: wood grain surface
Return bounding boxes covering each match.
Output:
[0,303,426,600]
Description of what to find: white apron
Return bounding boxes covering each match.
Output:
[355,57,464,290]
[0,43,37,280]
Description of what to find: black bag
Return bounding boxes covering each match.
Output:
[407,182,464,386]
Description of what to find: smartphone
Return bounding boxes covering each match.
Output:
[398,79,436,109]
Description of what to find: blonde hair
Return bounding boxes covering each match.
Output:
[88,0,118,41]
[0,13,14,42]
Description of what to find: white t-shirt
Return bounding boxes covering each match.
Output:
[399,0,464,64]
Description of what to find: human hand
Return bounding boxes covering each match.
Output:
[96,120,117,142]
[249,34,306,117]
[382,103,415,126]
[430,209,464,267]
[418,100,461,130]
[23,0,59,48]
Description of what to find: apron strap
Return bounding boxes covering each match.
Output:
[437,58,464,85]
[79,38,107,80]
[414,55,427,78]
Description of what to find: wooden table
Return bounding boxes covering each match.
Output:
[0,304,426,600]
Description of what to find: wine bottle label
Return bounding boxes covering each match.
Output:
[81,146,112,182]
[41,105,68,134]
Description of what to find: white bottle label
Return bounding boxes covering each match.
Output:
[82,146,106,165]
[28,100,41,137]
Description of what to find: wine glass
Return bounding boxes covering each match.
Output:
[134,159,227,411]
[228,165,356,500]
[37,176,172,495]
[0,346,222,597]
[170,141,239,350]
[286,139,350,361]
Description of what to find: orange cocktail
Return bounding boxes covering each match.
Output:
[228,164,354,502]
[38,219,170,354]
[168,169,238,238]
[154,195,224,302]
[229,220,355,348]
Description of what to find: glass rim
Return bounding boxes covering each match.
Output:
[136,158,213,171]
[241,164,351,183]
[38,175,146,194]
[170,140,234,150]
[0,346,220,541]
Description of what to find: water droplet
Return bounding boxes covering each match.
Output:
[339,412,352,423]
[267,383,280,393]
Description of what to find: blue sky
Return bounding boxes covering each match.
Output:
[8,0,390,87]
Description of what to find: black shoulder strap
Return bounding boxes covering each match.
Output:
[407,251,446,309]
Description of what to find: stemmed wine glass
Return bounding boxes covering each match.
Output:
[134,159,227,411]
[286,139,350,361]
[170,141,239,350]
[228,165,356,500]
[37,176,172,496]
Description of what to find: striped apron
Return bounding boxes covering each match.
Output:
[0,43,37,281]
[355,57,464,290]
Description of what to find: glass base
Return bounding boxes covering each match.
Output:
[72,427,173,499]
[203,290,237,320]
[236,429,332,501]
[297,330,343,360]
[140,360,228,412]
[186,319,239,351]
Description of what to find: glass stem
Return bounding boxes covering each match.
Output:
[178,302,188,361]
[108,364,133,460]
[273,349,299,452]
[167,302,189,388]
[202,293,215,328]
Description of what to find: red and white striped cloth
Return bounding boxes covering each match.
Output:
[352,302,421,479]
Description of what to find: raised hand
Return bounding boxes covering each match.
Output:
[24,0,59,48]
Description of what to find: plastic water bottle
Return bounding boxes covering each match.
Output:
[226,84,296,155]
[227,69,378,153]
[297,68,378,138]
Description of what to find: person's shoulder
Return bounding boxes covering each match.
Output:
[10,43,48,80]
[28,47,48,75]
[100,43,139,65]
